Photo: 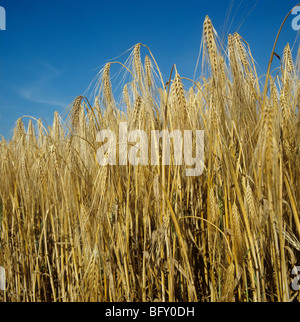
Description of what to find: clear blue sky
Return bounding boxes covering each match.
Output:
[0,0,299,139]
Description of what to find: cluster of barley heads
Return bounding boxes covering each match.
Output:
[0,16,300,302]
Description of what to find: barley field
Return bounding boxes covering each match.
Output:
[0,16,300,302]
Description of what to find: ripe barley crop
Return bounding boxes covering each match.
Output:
[0,15,300,302]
